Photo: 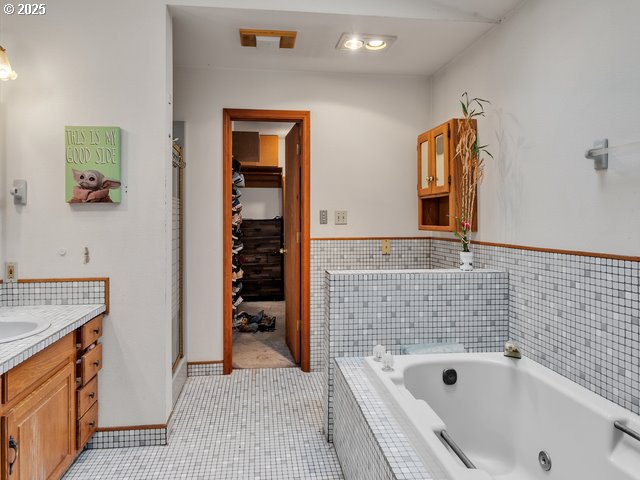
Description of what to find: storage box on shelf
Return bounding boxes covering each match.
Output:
[0,313,104,480]
[417,118,477,231]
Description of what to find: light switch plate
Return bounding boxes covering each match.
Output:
[335,210,348,225]
[381,239,391,255]
[5,262,17,283]
[320,210,328,224]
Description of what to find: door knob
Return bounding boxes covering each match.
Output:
[279,248,287,254]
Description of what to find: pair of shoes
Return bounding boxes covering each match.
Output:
[232,171,245,187]
[232,186,242,199]
[258,315,276,332]
[232,282,243,295]
[232,242,244,254]
[232,213,242,226]
[232,203,242,213]
[233,296,243,307]
[232,269,244,281]
[232,158,242,172]
[237,321,258,333]
[232,197,241,208]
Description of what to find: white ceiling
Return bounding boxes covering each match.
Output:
[233,121,296,137]
[171,1,524,76]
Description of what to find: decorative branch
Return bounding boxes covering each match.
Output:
[454,93,493,252]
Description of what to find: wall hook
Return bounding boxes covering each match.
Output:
[584,139,608,170]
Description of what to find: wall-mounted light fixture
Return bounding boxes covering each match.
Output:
[0,46,18,81]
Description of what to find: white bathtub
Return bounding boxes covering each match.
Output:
[365,353,640,480]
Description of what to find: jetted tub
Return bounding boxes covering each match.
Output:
[365,353,640,480]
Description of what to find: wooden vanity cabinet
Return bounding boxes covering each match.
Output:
[0,313,104,479]
[1,363,76,480]
[417,119,477,231]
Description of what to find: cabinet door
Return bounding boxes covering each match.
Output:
[430,123,450,195]
[417,131,431,196]
[2,363,75,480]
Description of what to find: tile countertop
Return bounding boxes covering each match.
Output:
[0,304,106,375]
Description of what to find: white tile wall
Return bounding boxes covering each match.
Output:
[430,239,640,415]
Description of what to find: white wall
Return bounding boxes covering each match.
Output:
[1,0,173,427]
[241,188,282,219]
[175,67,430,361]
[430,0,640,256]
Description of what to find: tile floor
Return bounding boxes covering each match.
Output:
[64,369,343,479]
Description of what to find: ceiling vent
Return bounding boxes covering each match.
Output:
[239,29,297,49]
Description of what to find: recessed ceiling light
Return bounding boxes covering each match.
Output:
[344,38,364,50]
[336,33,396,53]
[365,39,386,50]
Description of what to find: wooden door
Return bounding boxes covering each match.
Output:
[284,123,301,363]
[2,363,75,480]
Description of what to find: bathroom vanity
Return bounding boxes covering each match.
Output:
[0,305,105,479]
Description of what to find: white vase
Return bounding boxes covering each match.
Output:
[459,251,474,271]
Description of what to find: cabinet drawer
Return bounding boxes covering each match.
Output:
[77,401,98,449]
[80,315,103,350]
[77,375,99,419]
[242,219,282,237]
[79,343,103,386]
[3,333,74,404]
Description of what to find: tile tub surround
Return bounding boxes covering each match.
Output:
[311,239,431,372]
[0,304,106,375]
[430,238,640,416]
[323,268,509,439]
[334,357,445,480]
[64,368,344,479]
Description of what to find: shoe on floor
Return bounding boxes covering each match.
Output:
[258,315,276,332]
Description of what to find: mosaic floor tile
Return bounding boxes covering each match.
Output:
[64,369,343,480]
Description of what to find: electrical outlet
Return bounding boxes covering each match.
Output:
[5,262,17,283]
[381,239,391,255]
[320,210,328,225]
[335,210,348,225]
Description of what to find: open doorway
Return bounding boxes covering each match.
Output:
[223,109,310,374]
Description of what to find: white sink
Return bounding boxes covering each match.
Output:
[0,318,51,343]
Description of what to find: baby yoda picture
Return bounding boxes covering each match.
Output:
[68,169,121,203]
[65,126,122,204]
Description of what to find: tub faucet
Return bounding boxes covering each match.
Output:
[504,341,522,359]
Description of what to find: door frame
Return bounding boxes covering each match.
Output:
[222,108,311,374]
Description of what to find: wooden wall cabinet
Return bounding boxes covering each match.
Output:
[1,314,104,479]
[417,119,477,231]
[232,131,260,163]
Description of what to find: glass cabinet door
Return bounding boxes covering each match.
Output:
[430,124,450,195]
[420,139,429,190]
[417,131,431,196]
